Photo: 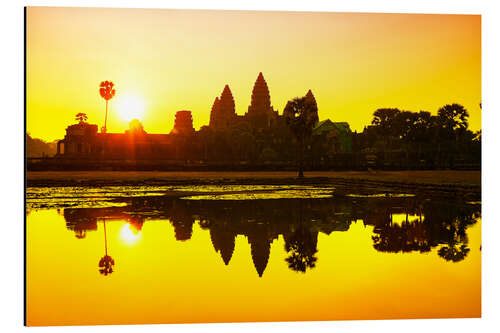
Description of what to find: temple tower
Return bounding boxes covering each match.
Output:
[209,97,220,128]
[249,235,271,278]
[305,89,319,125]
[210,85,237,130]
[246,72,277,129]
[172,110,195,135]
[210,227,236,266]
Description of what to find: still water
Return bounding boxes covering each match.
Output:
[26,185,481,326]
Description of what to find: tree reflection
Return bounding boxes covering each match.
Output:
[438,244,470,262]
[99,255,115,276]
[371,217,431,254]
[368,200,479,263]
[99,219,115,276]
[284,227,318,273]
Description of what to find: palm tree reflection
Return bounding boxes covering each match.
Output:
[99,219,115,276]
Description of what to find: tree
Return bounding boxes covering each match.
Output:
[75,113,88,124]
[437,103,469,132]
[99,80,116,133]
[372,108,400,138]
[436,104,470,168]
[283,96,318,178]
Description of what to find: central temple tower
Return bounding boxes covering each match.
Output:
[209,85,237,130]
[245,72,278,129]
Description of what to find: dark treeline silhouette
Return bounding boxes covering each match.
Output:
[61,194,480,277]
[353,104,481,170]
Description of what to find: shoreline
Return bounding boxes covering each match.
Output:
[26,170,481,198]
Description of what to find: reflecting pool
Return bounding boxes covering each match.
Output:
[26,185,481,326]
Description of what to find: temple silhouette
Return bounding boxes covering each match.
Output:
[27,72,481,170]
[42,72,352,170]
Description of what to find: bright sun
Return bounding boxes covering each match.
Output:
[116,95,145,122]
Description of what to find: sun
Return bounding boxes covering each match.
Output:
[116,95,145,122]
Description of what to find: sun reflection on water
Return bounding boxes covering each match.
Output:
[119,223,142,245]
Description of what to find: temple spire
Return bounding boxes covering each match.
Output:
[219,85,236,116]
[248,72,272,115]
[209,97,220,127]
[209,85,236,130]
[305,89,316,105]
[246,72,277,128]
[305,89,319,125]
[210,227,236,266]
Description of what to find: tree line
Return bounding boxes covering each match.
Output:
[351,103,481,170]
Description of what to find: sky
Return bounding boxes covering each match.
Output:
[26,7,481,142]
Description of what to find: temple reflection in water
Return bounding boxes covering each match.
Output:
[60,195,480,277]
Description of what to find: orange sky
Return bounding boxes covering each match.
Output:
[26,7,481,142]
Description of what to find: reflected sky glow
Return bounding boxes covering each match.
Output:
[26,191,481,326]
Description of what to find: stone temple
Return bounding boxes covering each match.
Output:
[209,72,280,132]
[49,71,353,167]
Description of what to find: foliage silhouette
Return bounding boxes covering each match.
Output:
[284,226,318,273]
[438,244,470,262]
[353,103,480,169]
[99,255,115,276]
[75,113,88,123]
[283,96,319,177]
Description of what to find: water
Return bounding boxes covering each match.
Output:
[26,185,481,326]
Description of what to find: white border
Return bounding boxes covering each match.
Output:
[2,1,499,332]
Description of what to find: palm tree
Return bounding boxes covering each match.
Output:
[283,96,318,178]
[75,112,88,124]
[99,81,116,133]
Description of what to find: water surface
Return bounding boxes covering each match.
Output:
[26,185,481,325]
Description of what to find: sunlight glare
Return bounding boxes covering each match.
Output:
[116,95,145,122]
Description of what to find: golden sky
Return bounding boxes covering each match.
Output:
[27,7,481,142]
